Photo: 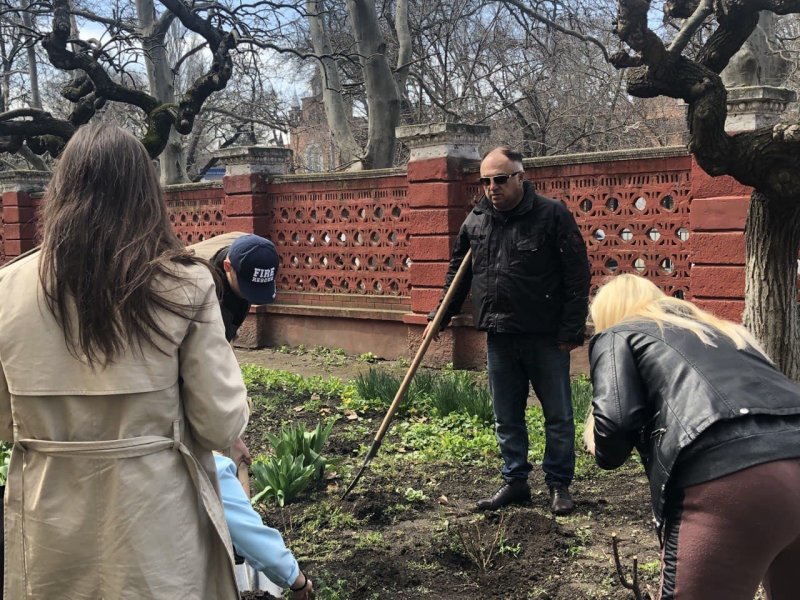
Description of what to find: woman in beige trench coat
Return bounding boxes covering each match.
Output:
[0,124,249,599]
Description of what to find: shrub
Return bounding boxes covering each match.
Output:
[265,420,336,483]
[250,455,315,507]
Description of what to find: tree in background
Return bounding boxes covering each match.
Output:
[0,0,296,183]
[602,1,800,378]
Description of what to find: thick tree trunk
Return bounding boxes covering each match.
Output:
[394,0,410,95]
[21,0,41,109]
[136,0,187,184]
[307,0,361,168]
[347,0,400,169]
[743,191,800,382]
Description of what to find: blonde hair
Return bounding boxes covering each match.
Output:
[590,274,764,353]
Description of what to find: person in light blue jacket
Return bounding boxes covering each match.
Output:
[215,454,313,599]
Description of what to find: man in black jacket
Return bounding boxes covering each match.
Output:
[425,147,590,514]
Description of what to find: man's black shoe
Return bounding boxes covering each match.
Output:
[476,479,531,511]
[549,483,575,515]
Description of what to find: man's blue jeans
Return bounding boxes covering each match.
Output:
[486,332,575,487]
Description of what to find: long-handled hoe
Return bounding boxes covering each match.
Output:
[341,249,473,500]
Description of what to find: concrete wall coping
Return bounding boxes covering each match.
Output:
[164,181,223,193]
[273,167,407,183]
[463,146,690,171]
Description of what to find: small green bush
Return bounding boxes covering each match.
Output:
[265,420,336,483]
[250,455,315,507]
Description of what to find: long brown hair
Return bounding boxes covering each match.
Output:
[39,123,206,367]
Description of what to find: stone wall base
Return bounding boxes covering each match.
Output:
[235,311,487,369]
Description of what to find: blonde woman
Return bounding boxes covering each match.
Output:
[0,124,249,598]
[586,274,800,600]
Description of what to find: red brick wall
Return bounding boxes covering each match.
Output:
[165,183,226,244]
[223,171,412,316]
[0,150,759,360]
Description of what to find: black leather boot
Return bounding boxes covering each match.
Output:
[475,479,531,510]
[548,483,575,515]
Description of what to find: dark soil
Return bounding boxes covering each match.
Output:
[236,348,662,600]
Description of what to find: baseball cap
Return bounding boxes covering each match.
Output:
[227,234,279,305]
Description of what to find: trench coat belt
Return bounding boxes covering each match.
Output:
[5,421,236,598]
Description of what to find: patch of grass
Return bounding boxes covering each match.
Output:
[353,368,400,408]
[392,412,497,464]
[349,367,433,414]
[358,351,378,363]
[299,501,362,532]
[566,525,593,557]
[0,442,10,486]
[241,364,348,400]
[639,559,661,578]
[428,370,494,424]
[571,374,593,423]
[308,575,351,600]
[354,530,386,550]
[498,538,522,557]
[403,486,428,503]
[310,345,349,367]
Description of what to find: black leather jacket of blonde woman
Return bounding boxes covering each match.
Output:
[589,319,800,535]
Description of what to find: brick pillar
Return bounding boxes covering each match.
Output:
[396,123,489,368]
[213,146,293,347]
[214,145,293,236]
[690,66,794,322]
[689,157,751,321]
[0,170,50,263]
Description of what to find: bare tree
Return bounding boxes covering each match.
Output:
[602,1,800,378]
[306,0,401,169]
[0,0,257,174]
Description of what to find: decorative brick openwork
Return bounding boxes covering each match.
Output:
[263,172,411,297]
[164,184,226,244]
[463,149,692,298]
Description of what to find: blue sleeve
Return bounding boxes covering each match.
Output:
[215,455,300,587]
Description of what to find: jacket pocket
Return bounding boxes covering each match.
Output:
[511,237,547,272]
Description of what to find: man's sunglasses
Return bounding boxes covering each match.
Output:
[479,171,522,186]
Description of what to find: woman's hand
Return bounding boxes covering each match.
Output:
[290,572,313,599]
[583,413,596,456]
[230,437,251,467]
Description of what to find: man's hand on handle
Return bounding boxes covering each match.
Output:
[558,342,579,353]
[423,321,441,343]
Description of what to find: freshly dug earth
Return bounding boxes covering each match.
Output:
[234,347,665,599]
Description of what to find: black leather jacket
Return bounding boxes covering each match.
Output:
[590,321,800,532]
[430,182,590,343]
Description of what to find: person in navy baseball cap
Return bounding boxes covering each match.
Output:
[189,232,280,343]
[226,234,280,306]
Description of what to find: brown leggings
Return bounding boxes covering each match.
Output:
[659,458,800,600]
